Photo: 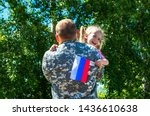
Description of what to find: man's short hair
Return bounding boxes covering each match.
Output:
[56,19,76,40]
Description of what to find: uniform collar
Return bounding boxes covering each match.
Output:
[61,39,76,44]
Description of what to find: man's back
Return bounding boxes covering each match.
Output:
[42,40,101,99]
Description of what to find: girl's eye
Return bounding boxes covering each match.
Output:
[93,35,96,38]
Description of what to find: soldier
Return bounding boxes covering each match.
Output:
[42,19,102,99]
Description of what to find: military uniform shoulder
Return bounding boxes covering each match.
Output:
[45,50,50,54]
[43,50,51,57]
[87,44,98,50]
[43,50,57,60]
[75,41,98,51]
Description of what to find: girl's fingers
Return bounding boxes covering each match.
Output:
[50,44,58,51]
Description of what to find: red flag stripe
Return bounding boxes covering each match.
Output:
[81,59,90,83]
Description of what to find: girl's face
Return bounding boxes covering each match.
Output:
[87,31,101,48]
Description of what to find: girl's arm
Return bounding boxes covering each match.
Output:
[96,50,109,67]
[98,50,105,59]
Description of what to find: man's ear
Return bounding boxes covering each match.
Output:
[55,34,59,43]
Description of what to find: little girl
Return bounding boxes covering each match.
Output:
[79,25,109,68]
[79,25,109,98]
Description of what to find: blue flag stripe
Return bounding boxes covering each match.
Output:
[75,57,86,81]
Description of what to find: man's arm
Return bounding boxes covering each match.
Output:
[42,51,55,82]
[90,46,101,61]
[90,47,104,81]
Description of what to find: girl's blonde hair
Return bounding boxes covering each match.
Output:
[79,25,105,49]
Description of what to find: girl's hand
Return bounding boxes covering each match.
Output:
[49,44,58,51]
[95,59,103,68]
[95,59,109,68]
[101,59,109,66]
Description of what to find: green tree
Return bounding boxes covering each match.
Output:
[0,0,149,99]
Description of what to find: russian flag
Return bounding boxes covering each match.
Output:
[70,56,91,83]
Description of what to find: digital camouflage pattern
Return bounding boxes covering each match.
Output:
[42,40,103,99]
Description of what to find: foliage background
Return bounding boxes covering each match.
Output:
[0,0,149,99]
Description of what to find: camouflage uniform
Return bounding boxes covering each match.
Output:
[42,40,102,99]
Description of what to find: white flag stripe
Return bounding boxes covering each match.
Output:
[70,56,81,80]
